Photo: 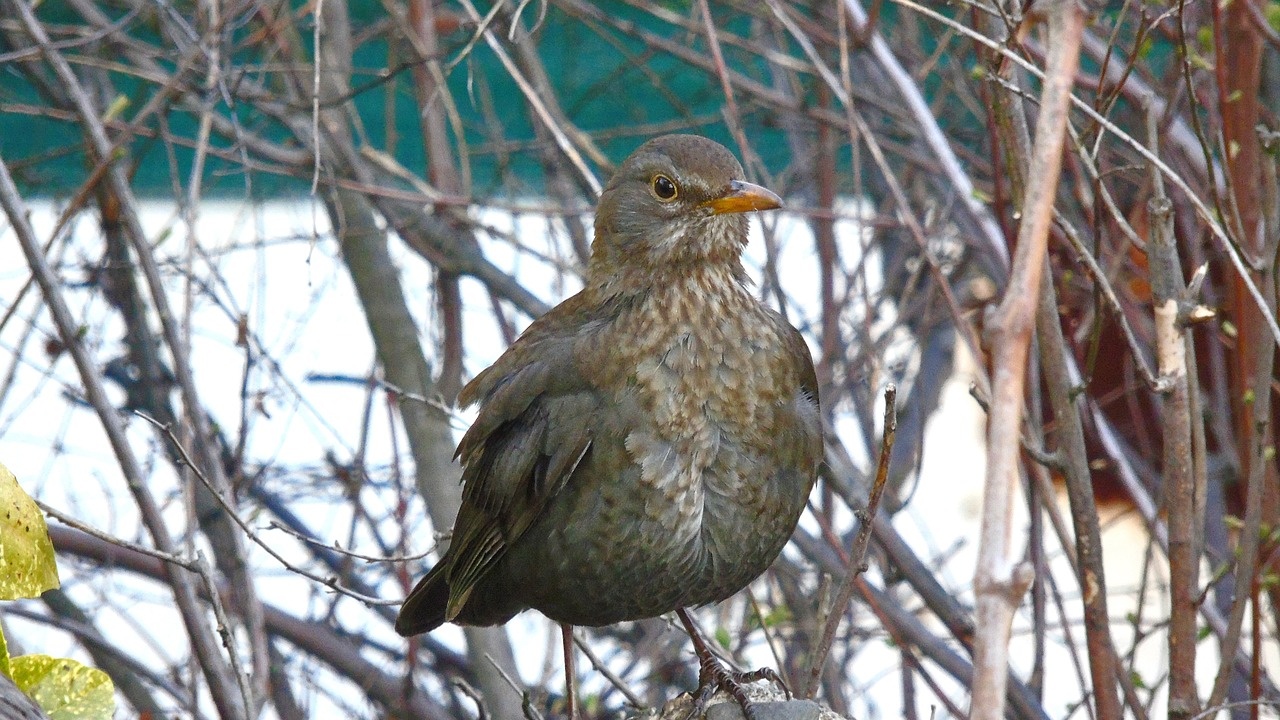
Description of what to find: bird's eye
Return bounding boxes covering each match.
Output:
[651,175,678,201]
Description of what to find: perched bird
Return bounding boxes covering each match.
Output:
[396,134,822,718]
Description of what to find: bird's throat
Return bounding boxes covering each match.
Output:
[587,251,750,307]
[587,213,751,301]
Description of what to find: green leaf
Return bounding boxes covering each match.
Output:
[714,627,731,650]
[11,655,115,720]
[760,605,792,628]
[1189,52,1215,72]
[101,95,129,123]
[1196,25,1214,53]
[1130,669,1147,690]
[0,462,60,600]
[0,624,9,679]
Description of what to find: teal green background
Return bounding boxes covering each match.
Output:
[0,2,803,197]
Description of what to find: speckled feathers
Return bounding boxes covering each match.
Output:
[395,135,821,636]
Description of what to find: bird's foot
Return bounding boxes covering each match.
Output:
[685,655,789,720]
[676,609,789,720]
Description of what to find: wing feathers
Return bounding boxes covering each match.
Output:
[441,376,600,621]
[410,292,612,626]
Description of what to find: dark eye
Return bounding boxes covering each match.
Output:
[651,174,678,201]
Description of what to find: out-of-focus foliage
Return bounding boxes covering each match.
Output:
[0,462,59,600]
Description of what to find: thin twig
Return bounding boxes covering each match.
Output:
[1205,132,1279,713]
[452,0,601,196]
[450,678,491,720]
[895,0,1280,349]
[571,630,647,710]
[37,501,198,569]
[266,521,441,563]
[802,383,897,697]
[0,146,249,720]
[1051,207,1166,390]
[841,0,1011,270]
[138,413,400,607]
[697,0,750,163]
[486,655,546,720]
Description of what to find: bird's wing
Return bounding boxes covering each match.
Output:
[782,321,820,413]
[440,297,603,621]
[774,317,824,473]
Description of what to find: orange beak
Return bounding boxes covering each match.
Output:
[701,180,783,215]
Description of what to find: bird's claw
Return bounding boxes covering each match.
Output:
[681,654,789,720]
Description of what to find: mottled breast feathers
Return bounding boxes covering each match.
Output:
[394,134,821,638]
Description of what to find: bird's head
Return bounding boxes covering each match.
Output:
[589,135,781,291]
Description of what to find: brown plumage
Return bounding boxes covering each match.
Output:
[395,136,821,701]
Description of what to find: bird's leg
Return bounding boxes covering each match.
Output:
[561,623,579,720]
[676,608,789,720]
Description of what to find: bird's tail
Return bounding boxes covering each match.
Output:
[395,563,450,636]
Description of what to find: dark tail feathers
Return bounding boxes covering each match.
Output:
[395,564,449,636]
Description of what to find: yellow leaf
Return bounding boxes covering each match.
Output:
[0,462,60,600]
[11,655,115,720]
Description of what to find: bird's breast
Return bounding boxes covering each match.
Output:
[508,272,818,622]
[590,274,797,520]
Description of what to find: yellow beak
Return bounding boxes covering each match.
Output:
[701,180,783,215]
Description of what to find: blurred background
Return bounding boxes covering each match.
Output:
[1,1,1278,718]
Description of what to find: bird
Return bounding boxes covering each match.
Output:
[395,134,822,719]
